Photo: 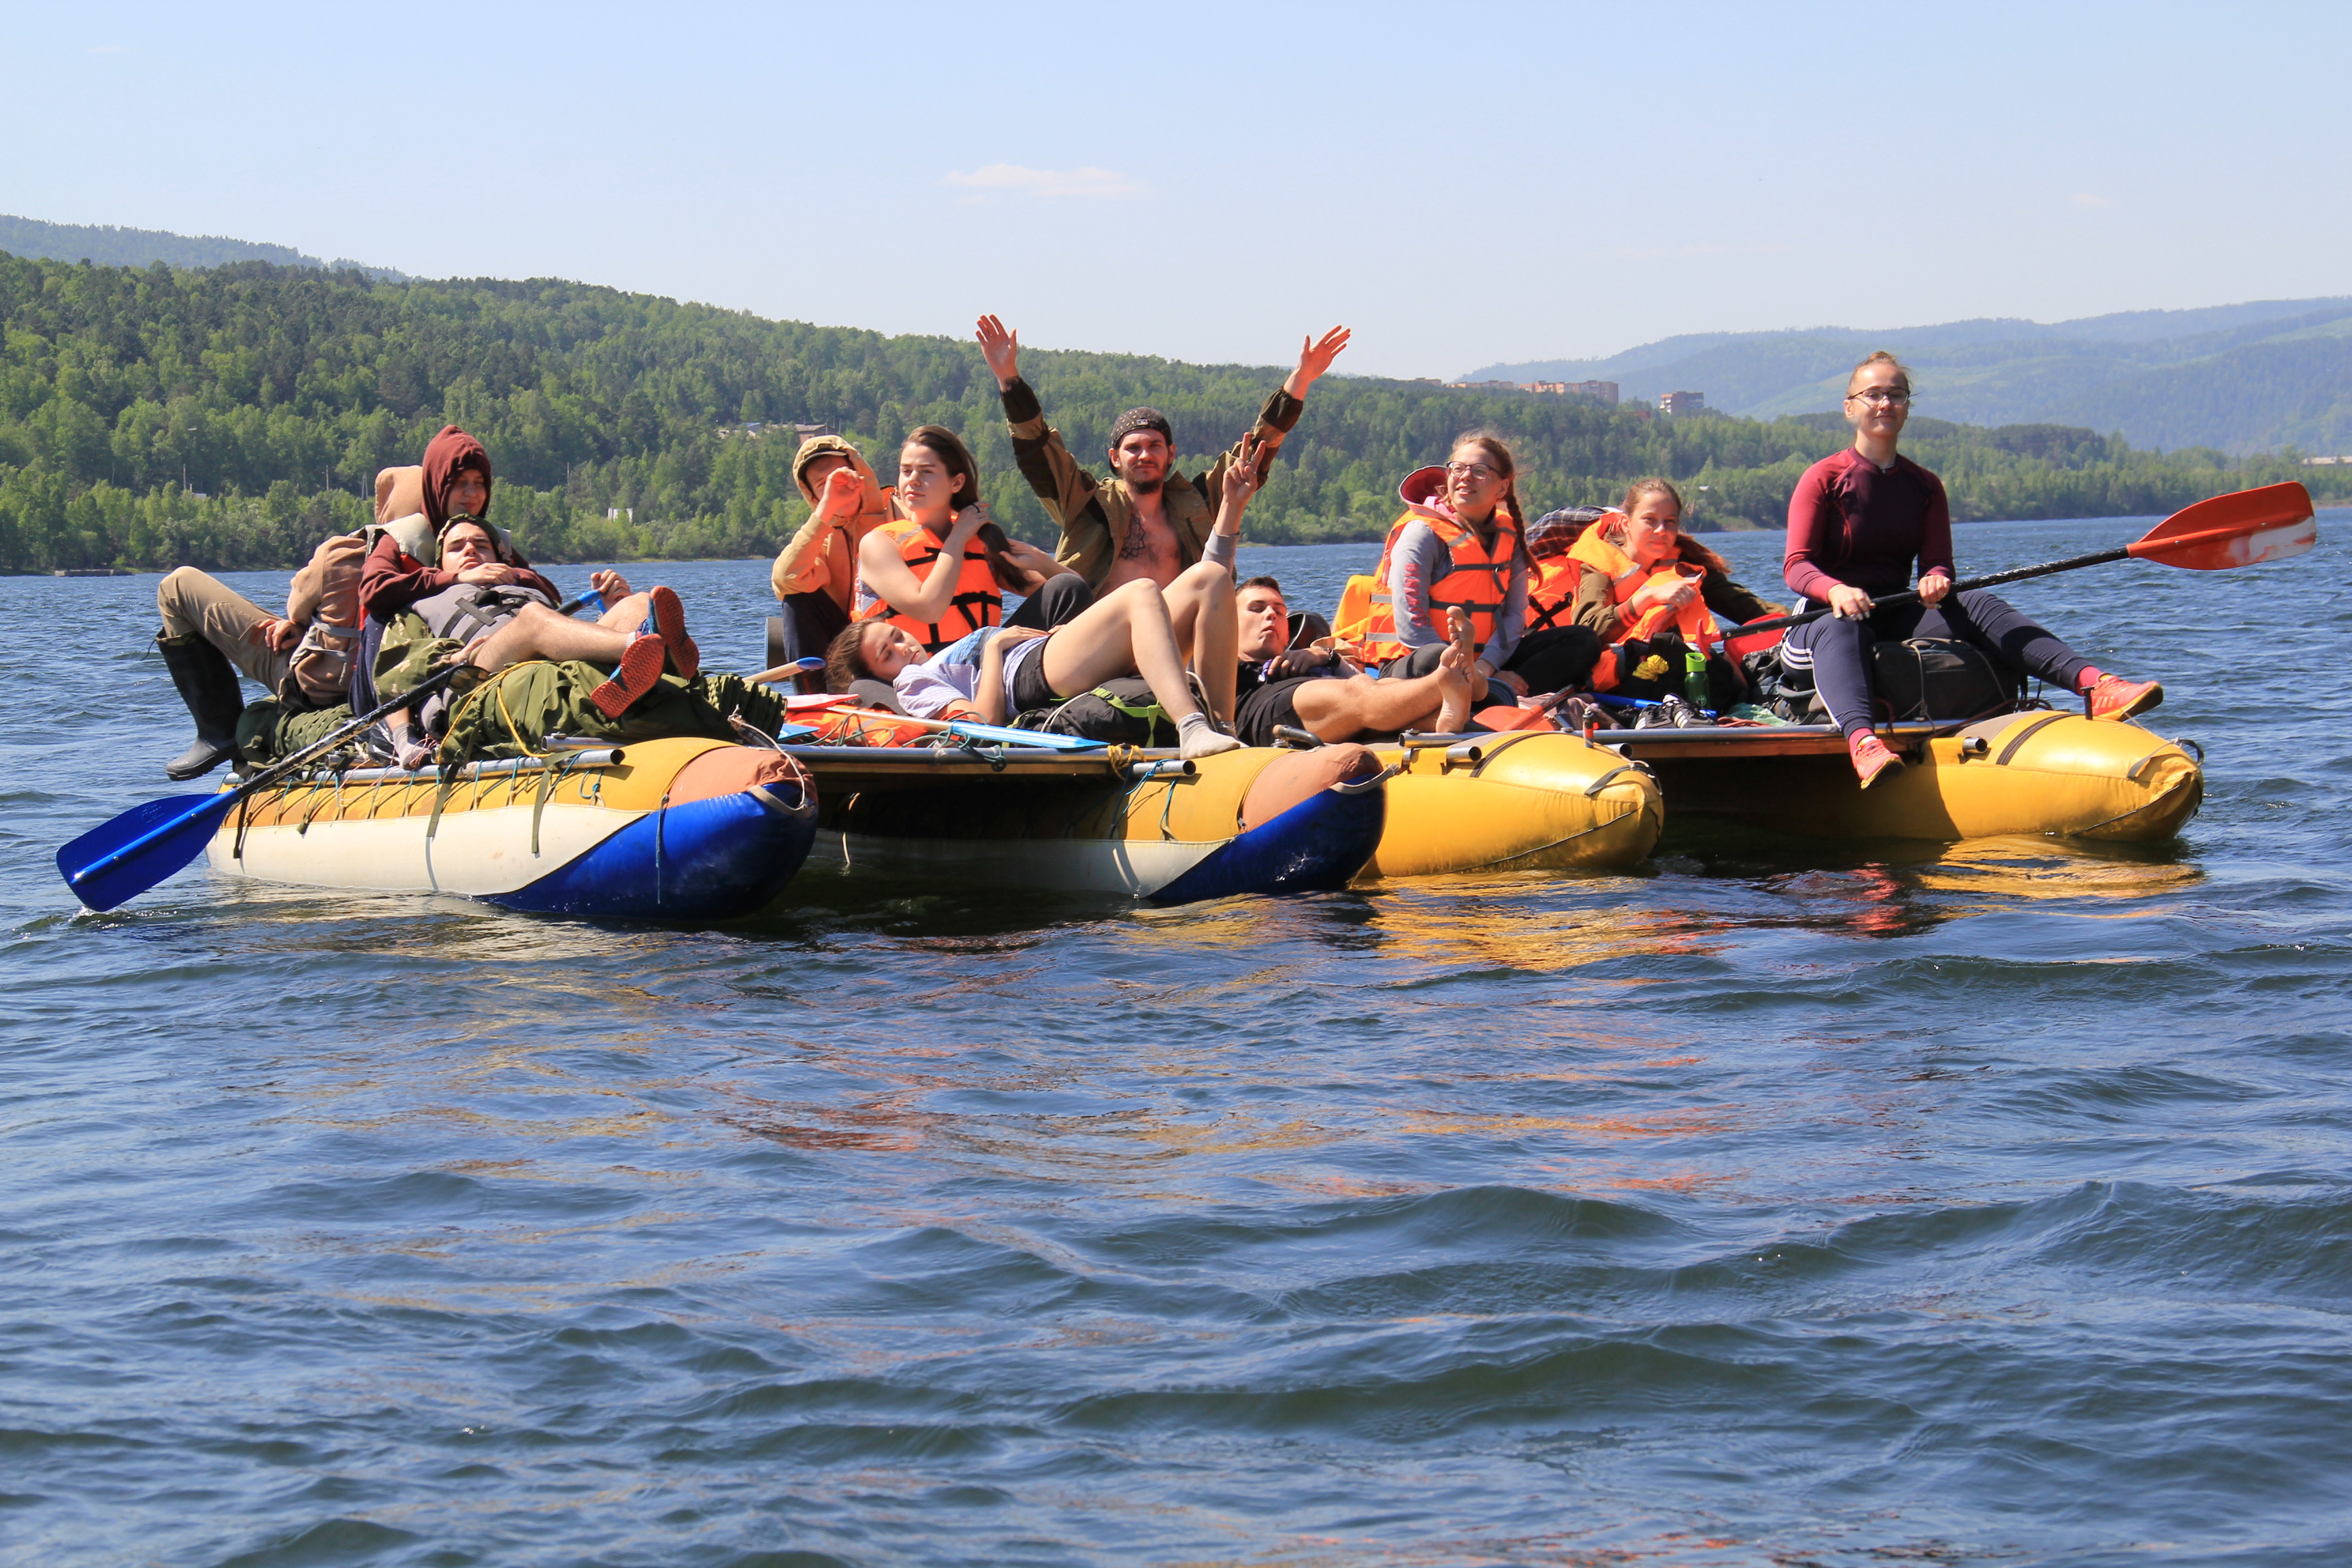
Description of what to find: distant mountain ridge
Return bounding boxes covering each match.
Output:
[1465,297,2352,455]
[0,214,403,279]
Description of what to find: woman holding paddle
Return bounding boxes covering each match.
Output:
[1781,352,2162,787]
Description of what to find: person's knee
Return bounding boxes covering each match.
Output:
[1174,560,1230,598]
[1109,578,1164,617]
[157,566,205,624]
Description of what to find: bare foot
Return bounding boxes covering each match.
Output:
[1439,606,1489,704]
[1433,664,1473,734]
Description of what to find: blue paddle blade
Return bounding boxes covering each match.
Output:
[55,791,239,913]
[944,721,1106,751]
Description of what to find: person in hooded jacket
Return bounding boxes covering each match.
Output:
[359,426,702,745]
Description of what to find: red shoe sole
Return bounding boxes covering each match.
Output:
[591,634,668,719]
[647,585,699,681]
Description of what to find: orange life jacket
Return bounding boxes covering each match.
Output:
[853,517,1002,653]
[1570,530,1723,691]
[1524,554,1585,634]
[1358,507,1522,651]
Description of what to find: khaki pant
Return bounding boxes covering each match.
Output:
[158,567,295,691]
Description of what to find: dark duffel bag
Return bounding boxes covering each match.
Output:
[1816,637,2023,723]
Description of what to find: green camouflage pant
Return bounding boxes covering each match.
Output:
[438,662,793,764]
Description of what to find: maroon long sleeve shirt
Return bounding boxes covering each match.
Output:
[1782,448,1955,603]
[360,533,564,621]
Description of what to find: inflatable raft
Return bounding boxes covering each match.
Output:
[791,704,1658,886]
[206,736,819,919]
[1358,730,1663,877]
[1600,710,2202,842]
[779,716,1387,903]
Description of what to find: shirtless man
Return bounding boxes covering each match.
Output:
[978,314,1350,593]
[1230,576,1478,746]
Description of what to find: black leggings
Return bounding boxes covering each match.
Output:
[1005,574,1092,632]
[1782,588,2089,738]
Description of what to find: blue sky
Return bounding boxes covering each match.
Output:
[8,1,2347,379]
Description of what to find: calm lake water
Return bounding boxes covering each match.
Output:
[3,518,2348,1566]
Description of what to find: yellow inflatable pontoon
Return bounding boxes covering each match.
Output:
[1360,730,1663,877]
[1603,711,2202,842]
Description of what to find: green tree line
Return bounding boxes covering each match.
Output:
[3,250,2342,574]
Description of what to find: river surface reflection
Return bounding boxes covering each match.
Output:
[3,521,2349,1565]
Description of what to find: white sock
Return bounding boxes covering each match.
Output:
[1178,711,1243,758]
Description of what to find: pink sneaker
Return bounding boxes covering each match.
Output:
[2085,674,2161,721]
[1848,731,1904,789]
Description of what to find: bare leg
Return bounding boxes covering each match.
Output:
[470,601,637,672]
[597,591,651,631]
[1039,580,1203,723]
[1162,561,1238,722]
[1290,670,1464,741]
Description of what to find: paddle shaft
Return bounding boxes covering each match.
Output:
[819,706,1106,751]
[1729,545,2133,640]
[69,594,592,892]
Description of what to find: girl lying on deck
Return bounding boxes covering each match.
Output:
[824,578,1245,761]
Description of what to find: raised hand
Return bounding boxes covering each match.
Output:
[1286,325,1352,397]
[976,314,1021,387]
[819,463,865,518]
[591,568,632,602]
[950,499,994,540]
[1223,434,1266,508]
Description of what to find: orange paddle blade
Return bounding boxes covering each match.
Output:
[2127,481,2317,571]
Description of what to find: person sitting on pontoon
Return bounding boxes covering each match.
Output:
[849,425,1094,657]
[150,530,368,780]
[1228,576,1477,745]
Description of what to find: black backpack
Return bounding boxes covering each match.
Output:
[1019,676,1183,746]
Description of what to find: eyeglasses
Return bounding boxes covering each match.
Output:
[1445,461,1501,481]
[1847,389,1911,407]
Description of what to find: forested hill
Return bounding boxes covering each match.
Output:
[1,250,2338,574]
[0,214,397,279]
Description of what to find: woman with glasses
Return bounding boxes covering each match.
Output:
[1781,352,2162,788]
[1351,434,1599,708]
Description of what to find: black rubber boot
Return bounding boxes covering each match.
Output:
[159,631,246,780]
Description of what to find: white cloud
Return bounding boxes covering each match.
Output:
[943,164,1149,199]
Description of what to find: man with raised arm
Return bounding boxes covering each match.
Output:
[977,314,1350,593]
